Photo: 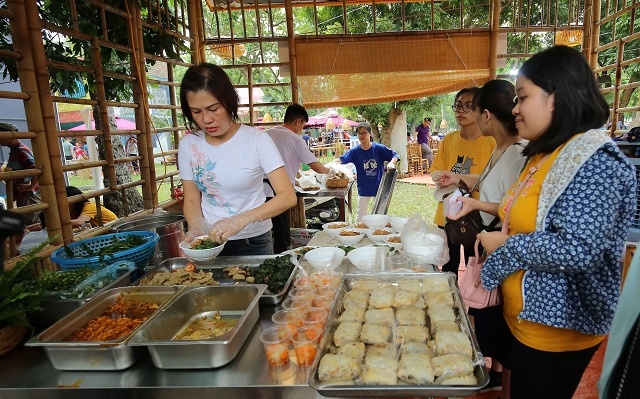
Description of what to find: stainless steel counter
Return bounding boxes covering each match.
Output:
[0,304,321,399]
[0,258,438,399]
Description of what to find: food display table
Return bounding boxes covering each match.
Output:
[291,182,354,228]
[0,253,447,399]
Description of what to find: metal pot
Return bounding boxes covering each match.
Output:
[111,213,186,266]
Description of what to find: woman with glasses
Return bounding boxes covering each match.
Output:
[440,79,528,396]
[479,46,636,399]
[431,88,496,278]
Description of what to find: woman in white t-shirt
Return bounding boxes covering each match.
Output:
[440,79,527,396]
[178,63,296,256]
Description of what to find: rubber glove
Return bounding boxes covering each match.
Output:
[387,162,396,171]
[208,210,263,243]
[185,217,211,242]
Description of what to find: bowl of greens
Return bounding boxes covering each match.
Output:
[179,236,226,261]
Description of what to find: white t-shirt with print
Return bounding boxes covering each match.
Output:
[178,124,285,239]
[478,140,528,226]
[263,125,318,197]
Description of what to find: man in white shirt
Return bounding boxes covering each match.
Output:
[264,104,331,252]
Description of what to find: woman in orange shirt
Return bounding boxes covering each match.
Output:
[478,46,636,398]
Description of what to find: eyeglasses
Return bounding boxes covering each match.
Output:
[451,104,475,113]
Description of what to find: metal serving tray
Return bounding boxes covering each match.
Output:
[25,285,182,371]
[129,284,267,369]
[308,272,489,397]
[28,268,137,331]
[138,256,299,305]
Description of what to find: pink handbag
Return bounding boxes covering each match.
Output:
[459,239,502,308]
[459,155,551,309]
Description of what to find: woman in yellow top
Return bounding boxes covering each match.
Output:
[478,46,636,399]
[430,87,496,277]
[66,186,118,228]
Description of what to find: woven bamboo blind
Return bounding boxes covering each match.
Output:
[295,34,490,107]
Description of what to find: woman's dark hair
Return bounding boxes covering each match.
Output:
[477,79,518,136]
[180,63,239,135]
[517,45,609,156]
[66,186,89,219]
[356,122,373,142]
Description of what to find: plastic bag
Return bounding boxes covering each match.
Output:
[297,174,321,190]
[66,261,136,299]
[400,214,449,267]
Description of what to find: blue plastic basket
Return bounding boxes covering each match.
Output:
[50,232,160,271]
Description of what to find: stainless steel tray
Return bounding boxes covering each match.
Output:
[28,267,137,331]
[25,285,182,370]
[129,284,267,369]
[138,256,299,305]
[308,272,489,397]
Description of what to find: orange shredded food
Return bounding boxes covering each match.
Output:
[64,301,160,342]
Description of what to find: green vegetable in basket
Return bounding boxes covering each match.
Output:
[37,267,95,293]
[64,235,149,266]
[251,256,296,294]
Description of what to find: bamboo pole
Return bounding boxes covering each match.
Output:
[131,2,156,210]
[12,0,66,245]
[488,0,500,80]
[285,0,299,104]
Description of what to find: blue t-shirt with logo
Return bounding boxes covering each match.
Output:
[339,142,398,196]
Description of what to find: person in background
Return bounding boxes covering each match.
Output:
[335,122,399,222]
[415,117,434,168]
[66,186,118,228]
[440,79,527,396]
[125,135,139,174]
[178,63,296,256]
[264,104,331,253]
[73,141,85,159]
[62,137,74,163]
[479,45,636,399]
[431,88,496,278]
[302,130,311,146]
[598,247,640,399]
[0,122,42,225]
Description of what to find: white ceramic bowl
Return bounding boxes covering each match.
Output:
[367,227,396,244]
[335,229,365,245]
[389,216,408,231]
[304,247,345,270]
[179,236,226,261]
[361,214,390,229]
[382,233,402,250]
[322,222,350,236]
[346,246,378,268]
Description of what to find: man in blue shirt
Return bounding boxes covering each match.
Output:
[336,122,398,222]
[415,117,434,168]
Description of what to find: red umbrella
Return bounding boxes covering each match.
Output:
[68,117,137,130]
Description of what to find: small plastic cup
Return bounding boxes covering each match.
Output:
[290,327,321,367]
[289,286,315,300]
[388,254,410,270]
[271,309,301,335]
[310,270,341,289]
[293,275,314,290]
[312,295,334,312]
[281,297,310,319]
[315,284,337,297]
[260,326,291,367]
[409,255,437,272]
[301,308,328,331]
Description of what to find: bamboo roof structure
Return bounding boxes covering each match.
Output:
[0,0,637,268]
